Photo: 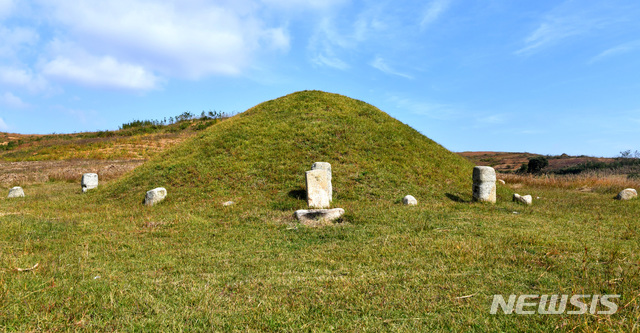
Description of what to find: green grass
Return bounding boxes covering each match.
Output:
[0,91,638,331]
[1,182,638,331]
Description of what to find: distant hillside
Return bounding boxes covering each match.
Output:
[106,90,488,207]
[0,112,228,162]
[458,151,639,176]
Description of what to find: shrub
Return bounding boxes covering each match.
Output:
[516,163,528,174]
[527,156,548,174]
[0,140,21,151]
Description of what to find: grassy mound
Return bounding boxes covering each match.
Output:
[106,91,490,209]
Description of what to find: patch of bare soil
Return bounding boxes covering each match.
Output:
[0,159,144,186]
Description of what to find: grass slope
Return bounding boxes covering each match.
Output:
[107,90,487,209]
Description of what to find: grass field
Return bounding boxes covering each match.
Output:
[0,91,638,331]
[1,179,638,331]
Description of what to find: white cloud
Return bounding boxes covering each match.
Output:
[0,117,8,131]
[42,51,161,91]
[1,91,29,108]
[0,0,13,19]
[307,11,385,70]
[476,113,508,125]
[515,3,614,55]
[262,27,291,51]
[420,0,451,30]
[39,1,291,79]
[311,54,349,70]
[260,0,348,11]
[516,21,583,55]
[370,56,412,79]
[0,66,48,93]
[590,40,640,63]
[0,26,39,58]
[389,95,459,121]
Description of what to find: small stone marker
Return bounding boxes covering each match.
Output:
[402,195,417,206]
[81,173,99,193]
[222,201,235,206]
[306,169,331,208]
[295,208,344,226]
[616,188,637,200]
[311,162,332,201]
[513,193,532,205]
[7,186,24,198]
[472,166,496,203]
[497,179,506,185]
[145,187,167,206]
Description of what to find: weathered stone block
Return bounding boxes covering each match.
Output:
[513,193,532,205]
[402,195,417,206]
[7,186,24,198]
[81,173,99,193]
[473,166,497,183]
[616,188,637,200]
[472,166,496,203]
[306,169,331,208]
[145,187,167,206]
[311,162,332,201]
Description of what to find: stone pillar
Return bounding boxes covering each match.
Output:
[311,162,332,201]
[472,166,496,203]
[306,169,331,209]
[81,173,99,193]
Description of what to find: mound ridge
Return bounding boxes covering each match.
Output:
[107,91,475,207]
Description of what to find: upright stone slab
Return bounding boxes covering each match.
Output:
[7,186,24,198]
[472,166,496,203]
[145,187,167,206]
[311,162,332,201]
[81,173,99,193]
[306,169,331,209]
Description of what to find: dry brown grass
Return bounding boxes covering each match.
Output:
[0,159,144,186]
[500,171,640,194]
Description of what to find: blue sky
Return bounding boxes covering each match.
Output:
[1,0,639,157]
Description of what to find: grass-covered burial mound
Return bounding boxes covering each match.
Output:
[107,90,481,209]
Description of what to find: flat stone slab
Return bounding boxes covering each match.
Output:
[306,169,331,208]
[222,201,235,206]
[616,188,637,200]
[513,193,532,205]
[145,187,167,206]
[295,208,345,226]
[7,186,24,198]
[81,173,99,193]
[402,195,417,206]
